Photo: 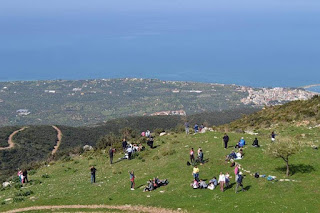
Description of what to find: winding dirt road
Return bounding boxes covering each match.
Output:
[3,204,182,213]
[0,127,27,151]
[51,125,62,155]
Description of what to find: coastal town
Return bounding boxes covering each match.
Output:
[240,87,316,106]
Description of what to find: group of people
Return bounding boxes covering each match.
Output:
[191,164,245,193]
[17,169,28,184]
[223,133,261,149]
[121,139,145,161]
[143,176,169,192]
[189,147,204,165]
[225,149,243,162]
[185,121,205,134]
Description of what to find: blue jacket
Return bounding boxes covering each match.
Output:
[239,139,245,147]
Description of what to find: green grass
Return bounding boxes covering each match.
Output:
[1,127,320,212]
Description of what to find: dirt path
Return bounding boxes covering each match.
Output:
[0,127,27,150]
[3,204,182,213]
[51,125,62,155]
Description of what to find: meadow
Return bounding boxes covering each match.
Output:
[1,126,319,212]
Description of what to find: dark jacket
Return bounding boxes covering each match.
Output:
[237,174,243,183]
[223,135,229,143]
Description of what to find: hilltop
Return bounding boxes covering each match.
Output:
[0,78,314,126]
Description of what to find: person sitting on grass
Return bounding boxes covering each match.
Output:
[252,138,260,147]
[229,150,237,159]
[235,137,246,148]
[143,179,154,192]
[191,179,199,189]
[199,179,208,189]
[209,176,218,188]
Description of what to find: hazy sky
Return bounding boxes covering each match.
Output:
[1,0,319,86]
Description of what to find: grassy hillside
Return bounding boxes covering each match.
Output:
[221,95,320,131]
[1,127,319,212]
[0,109,257,182]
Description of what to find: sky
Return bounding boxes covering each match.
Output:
[0,0,320,87]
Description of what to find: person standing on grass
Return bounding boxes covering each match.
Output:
[127,146,133,160]
[218,172,226,192]
[235,172,245,193]
[198,149,204,165]
[194,123,199,133]
[129,170,135,190]
[122,138,127,153]
[223,133,229,149]
[234,164,239,182]
[192,165,200,181]
[90,166,97,183]
[109,147,114,164]
[190,148,195,163]
[185,121,190,135]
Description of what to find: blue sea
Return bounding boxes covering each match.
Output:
[1,0,320,88]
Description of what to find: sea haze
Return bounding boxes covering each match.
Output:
[0,0,320,87]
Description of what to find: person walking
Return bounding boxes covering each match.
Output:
[90,166,97,183]
[234,164,239,182]
[190,148,195,163]
[109,147,114,164]
[235,172,245,193]
[22,169,28,183]
[218,172,226,192]
[223,133,229,149]
[129,170,135,190]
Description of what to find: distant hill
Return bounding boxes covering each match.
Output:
[221,95,320,131]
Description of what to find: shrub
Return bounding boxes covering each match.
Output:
[162,149,177,156]
[41,174,50,179]
[13,197,24,202]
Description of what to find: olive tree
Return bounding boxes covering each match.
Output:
[266,137,302,176]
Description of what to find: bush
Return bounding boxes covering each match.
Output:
[13,197,24,202]
[162,149,177,156]
[15,190,33,197]
[41,174,50,179]
[28,170,37,175]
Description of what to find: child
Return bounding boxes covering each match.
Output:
[129,170,135,190]
[225,172,230,188]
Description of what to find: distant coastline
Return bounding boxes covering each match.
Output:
[0,77,319,90]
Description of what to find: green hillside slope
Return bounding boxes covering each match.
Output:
[1,128,319,212]
[222,95,320,131]
[0,109,257,182]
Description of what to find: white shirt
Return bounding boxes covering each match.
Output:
[218,174,225,183]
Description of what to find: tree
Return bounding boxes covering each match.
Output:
[96,133,119,150]
[266,137,302,176]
